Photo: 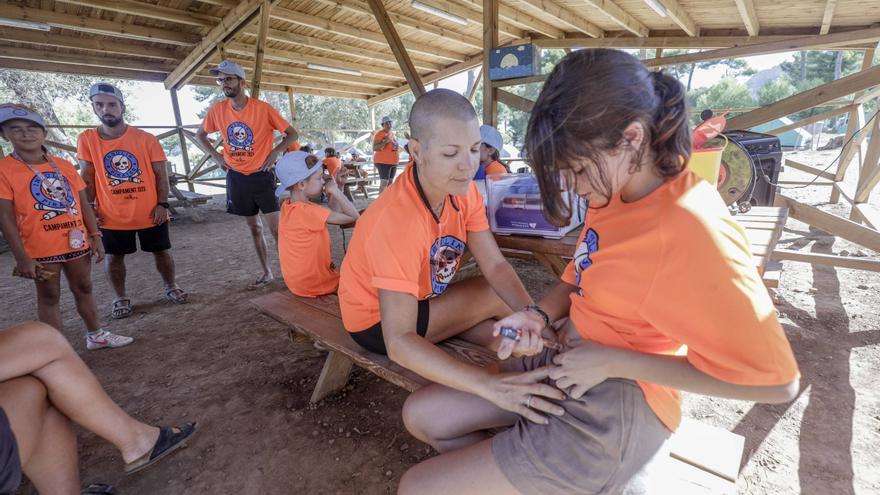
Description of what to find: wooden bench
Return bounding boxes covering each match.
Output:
[251,290,745,493]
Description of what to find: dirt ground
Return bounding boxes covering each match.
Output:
[2,150,879,494]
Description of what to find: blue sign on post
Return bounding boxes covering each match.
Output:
[489,44,541,81]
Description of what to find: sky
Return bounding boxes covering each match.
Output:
[128,51,796,129]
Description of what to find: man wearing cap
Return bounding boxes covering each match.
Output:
[373,116,400,194]
[77,83,188,320]
[195,60,299,289]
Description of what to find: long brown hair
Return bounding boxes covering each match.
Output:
[526,49,691,224]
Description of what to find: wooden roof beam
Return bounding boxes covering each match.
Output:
[367,55,482,105]
[0,28,182,60]
[164,0,265,89]
[651,0,699,37]
[219,58,398,89]
[196,71,378,96]
[820,0,839,35]
[726,64,880,129]
[578,0,648,37]
[533,33,879,50]
[456,0,564,38]
[0,45,174,73]
[733,0,760,36]
[190,76,369,99]
[54,0,220,28]
[0,57,166,82]
[367,0,425,96]
[250,0,271,100]
[511,0,604,38]
[408,0,525,38]
[270,7,469,63]
[0,5,200,45]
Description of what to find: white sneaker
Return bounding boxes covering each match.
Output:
[86,330,134,350]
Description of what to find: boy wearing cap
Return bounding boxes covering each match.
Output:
[0,104,133,350]
[373,116,400,194]
[77,83,189,320]
[474,125,509,180]
[276,151,359,297]
[195,60,300,289]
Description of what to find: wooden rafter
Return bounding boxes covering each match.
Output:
[458,0,563,38]
[578,0,648,37]
[483,0,498,125]
[224,42,405,80]
[496,89,534,112]
[163,0,264,89]
[367,0,425,97]
[0,29,181,60]
[651,0,699,36]
[533,33,880,50]
[0,45,174,73]
[820,0,839,35]
[287,87,296,124]
[733,0,760,36]
[511,0,603,38]
[409,0,525,38]
[250,0,271,100]
[54,0,220,28]
[765,106,854,136]
[0,5,200,45]
[197,72,378,96]
[726,64,880,129]
[368,55,482,105]
[217,54,398,88]
[189,77,368,99]
[0,58,166,82]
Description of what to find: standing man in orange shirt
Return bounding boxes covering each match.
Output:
[373,116,400,194]
[195,61,300,289]
[78,83,188,320]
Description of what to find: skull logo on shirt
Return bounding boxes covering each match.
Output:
[103,150,143,186]
[226,122,255,153]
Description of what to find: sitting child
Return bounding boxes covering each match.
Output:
[275,151,360,297]
[322,147,347,187]
[473,125,509,180]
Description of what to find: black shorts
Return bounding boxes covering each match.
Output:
[349,299,430,355]
[101,223,171,256]
[0,408,22,495]
[376,163,398,181]
[226,168,280,216]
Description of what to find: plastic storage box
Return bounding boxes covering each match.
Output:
[486,173,586,239]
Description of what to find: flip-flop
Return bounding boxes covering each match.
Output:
[247,276,273,290]
[110,298,132,320]
[165,286,189,304]
[124,422,198,475]
[81,484,114,494]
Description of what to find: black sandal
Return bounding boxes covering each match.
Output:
[81,484,114,494]
[124,422,198,475]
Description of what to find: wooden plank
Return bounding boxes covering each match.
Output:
[367,55,482,105]
[854,203,880,230]
[578,0,648,37]
[468,66,483,103]
[532,252,566,277]
[496,89,535,112]
[766,106,854,136]
[366,0,425,97]
[513,0,604,38]
[0,29,182,60]
[820,0,839,35]
[0,4,200,45]
[726,65,880,130]
[783,159,838,181]
[771,249,880,271]
[310,351,354,403]
[287,87,296,125]
[733,0,760,36]
[0,45,174,73]
[651,0,699,37]
[483,0,499,126]
[224,42,406,80]
[0,58,166,82]
[250,0,271,100]
[853,114,880,203]
[405,0,526,38]
[163,0,264,89]
[533,33,880,50]
[55,0,219,27]
[762,260,782,288]
[491,74,546,88]
[666,457,737,494]
[775,194,880,252]
[832,48,876,203]
[668,418,744,482]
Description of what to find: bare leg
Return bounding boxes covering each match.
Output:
[398,440,522,495]
[425,276,512,347]
[244,214,272,284]
[0,322,159,464]
[378,179,389,194]
[61,256,101,332]
[33,263,63,331]
[0,377,80,495]
[152,250,176,289]
[403,384,517,453]
[263,211,280,243]
[104,254,127,299]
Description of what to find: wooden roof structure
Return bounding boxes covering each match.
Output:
[1,0,879,106]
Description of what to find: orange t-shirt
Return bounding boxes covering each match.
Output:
[560,170,799,432]
[339,164,489,331]
[201,98,289,175]
[484,160,507,175]
[0,155,90,260]
[278,200,340,297]
[373,129,399,166]
[323,156,343,177]
[286,140,301,153]
[76,126,163,231]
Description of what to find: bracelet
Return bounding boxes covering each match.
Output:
[88,231,103,238]
[523,304,550,327]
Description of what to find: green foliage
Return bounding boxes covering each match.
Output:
[693,78,756,113]
[757,78,797,106]
[780,51,862,85]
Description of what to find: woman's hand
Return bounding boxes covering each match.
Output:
[492,309,547,359]
[549,342,622,399]
[90,240,105,263]
[484,367,566,424]
[15,258,41,279]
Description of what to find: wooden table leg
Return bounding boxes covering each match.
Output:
[310,350,354,403]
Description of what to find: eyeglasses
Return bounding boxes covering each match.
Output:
[216,76,240,85]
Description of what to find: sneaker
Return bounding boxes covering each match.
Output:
[86,330,134,350]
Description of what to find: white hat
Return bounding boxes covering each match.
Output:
[480,125,503,151]
[89,82,125,103]
[381,116,392,125]
[0,105,45,129]
[209,60,247,79]
[275,151,324,197]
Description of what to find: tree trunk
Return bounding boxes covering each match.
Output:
[465,69,476,97]
[687,64,696,91]
[833,51,843,80]
[800,51,808,81]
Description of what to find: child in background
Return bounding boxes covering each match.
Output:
[322,147,347,187]
[275,151,359,297]
[473,125,509,180]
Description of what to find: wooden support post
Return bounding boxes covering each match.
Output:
[467,66,483,103]
[250,0,271,100]
[366,0,425,97]
[775,194,880,252]
[310,351,354,403]
[497,89,535,112]
[832,48,875,203]
[169,89,194,193]
[217,41,227,61]
[286,86,296,125]
[483,0,499,126]
[370,107,376,131]
[853,114,880,206]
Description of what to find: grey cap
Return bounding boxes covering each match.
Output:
[275,151,324,197]
[381,116,392,125]
[480,125,503,151]
[0,105,46,129]
[209,60,246,79]
[89,82,125,103]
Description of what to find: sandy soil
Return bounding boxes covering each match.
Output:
[3,151,879,494]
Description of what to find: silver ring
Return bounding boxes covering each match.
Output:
[526,395,533,409]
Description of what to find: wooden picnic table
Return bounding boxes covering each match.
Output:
[492,206,789,288]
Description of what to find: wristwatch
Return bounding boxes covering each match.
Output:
[157,201,170,209]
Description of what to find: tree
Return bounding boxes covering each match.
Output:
[654,49,755,91]
[757,78,797,106]
[693,77,756,114]
[780,50,862,85]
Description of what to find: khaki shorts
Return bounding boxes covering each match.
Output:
[492,349,671,495]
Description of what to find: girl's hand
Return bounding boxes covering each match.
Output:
[15,258,41,279]
[493,310,546,360]
[549,342,622,399]
[484,367,566,424]
[90,240,105,263]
